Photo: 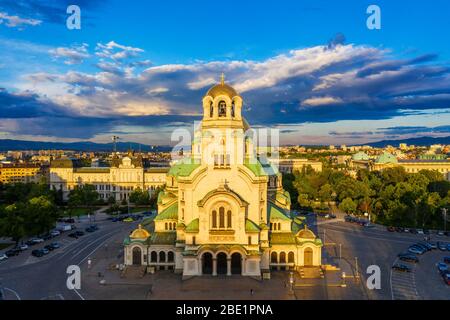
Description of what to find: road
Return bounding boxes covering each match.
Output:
[0,218,135,300]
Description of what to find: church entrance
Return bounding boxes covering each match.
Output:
[304,248,313,266]
[217,252,227,275]
[132,247,142,265]
[202,252,213,274]
[231,253,242,275]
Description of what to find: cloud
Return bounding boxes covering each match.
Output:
[3,40,450,141]
[0,11,41,28]
[49,44,90,65]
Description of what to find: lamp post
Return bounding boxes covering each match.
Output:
[339,243,342,267]
[364,212,370,225]
[289,271,294,294]
[442,208,448,232]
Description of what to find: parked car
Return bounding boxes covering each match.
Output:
[410,228,417,234]
[392,263,412,272]
[5,249,20,257]
[398,254,419,263]
[41,248,49,255]
[443,256,450,264]
[44,244,55,251]
[417,229,424,235]
[417,242,432,251]
[408,246,425,255]
[18,244,29,251]
[74,231,85,237]
[387,226,395,232]
[438,242,448,251]
[49,242,60,249]
[404,228,410,233]
[68,232,78,238]
[437,230,445,236]
[123,217,134,222]
[437,262,448,273]
[31,238,44,244]
[427,242,437,250]
[0,253,8,261]
[25,240,36,246]
[423,229,430,235]
[395,227,404,233]
[443,272,450,285]
[85,227,95,232]
[31,249,44,257]
[50,230,60,237]
[411,243,429,252]
[42,234,53,241]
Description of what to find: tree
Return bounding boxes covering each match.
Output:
[339,197,357,214]
[0,203,26,246]
[25,196,58,236]
[318,183,333,206]
[68,184,99,217]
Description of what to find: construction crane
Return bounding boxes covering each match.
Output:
[112,135,120,153]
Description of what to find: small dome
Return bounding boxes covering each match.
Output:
[130,224,150,240]
[206,83,239,99]
[205,74,239,99]
[297,226,316,239]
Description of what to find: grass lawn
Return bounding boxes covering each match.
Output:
[59,207,92,217]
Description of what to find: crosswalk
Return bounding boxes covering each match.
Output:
[390,259,420,300]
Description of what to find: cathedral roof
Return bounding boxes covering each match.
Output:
[149,232,176,245]
[168,157,201,178]
[185,218,199,233]
[154,202,178,221]
[129,224,150,240]
[375,152,398,164]
[267,201,291,221]
[245,219,261,233]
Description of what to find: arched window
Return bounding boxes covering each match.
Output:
[280,252,286,263]
[159,251,166,262]
[168,251,174,262]
[165,222,168,230]
[212,210,217,228]
[278,223,281,230]
[288,252,294,263]
[151,251,157,262]
[218,101,226,117]
[271,252,278,263]
[227,210,232,228]
[219,207,225,228]
[210,102,213,117]
[231,102,235,117]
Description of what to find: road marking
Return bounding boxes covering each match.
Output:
[73,289,85,300]
[390,258,420,300]
[3,287,21,300]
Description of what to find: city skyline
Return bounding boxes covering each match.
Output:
[1,0,450,146]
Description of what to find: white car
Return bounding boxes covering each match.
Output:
[417,229,424,234]
[31,238,44,243]
[0,253,8,261]
[50,230,61,236]
[19,244,29,251]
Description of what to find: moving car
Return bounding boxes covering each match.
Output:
[0,253,8,261]
[392,263,412,272]
[398,254,419,263]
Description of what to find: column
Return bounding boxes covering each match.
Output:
[199,258,202,275]
[227,258,231,276]
[212,258,217,276]
[241,257,245,276]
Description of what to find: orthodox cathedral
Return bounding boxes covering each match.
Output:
[123,76,322,278]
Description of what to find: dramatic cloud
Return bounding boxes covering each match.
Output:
[3,40,450,142]
[0,11,41,28]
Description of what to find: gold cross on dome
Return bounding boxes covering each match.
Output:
[220,73,225,85]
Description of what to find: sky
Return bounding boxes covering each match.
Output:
[0,0,450,146]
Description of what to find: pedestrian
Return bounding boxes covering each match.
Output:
[250,288,254,296]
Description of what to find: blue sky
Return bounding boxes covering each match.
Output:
[1,0,450,145]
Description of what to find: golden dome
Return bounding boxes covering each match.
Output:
[296,225,316,239]
[130,224,150,240]
[205,73,239,99]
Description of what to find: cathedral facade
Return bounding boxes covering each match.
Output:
[124,78,322,278]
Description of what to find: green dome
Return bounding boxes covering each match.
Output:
[352,151,369,161]
[375,152,398,164]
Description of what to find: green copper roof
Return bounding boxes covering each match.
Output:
[185,218,199,233]
[244,159,266,177]
[168,157,201,177]
[245,219,260,233]
[375,152,398,164]
[149,232,176,245]
[352,151,369,161]
[268,201,291,221]
[154,202,178,221]
[123,236,147,245]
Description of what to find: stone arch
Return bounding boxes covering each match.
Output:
[304,247,313,266]
[202,252,213,275]
[167,251,174,262]
[231,252,242,275]
[279,252,286,263]
[216,252,228,275]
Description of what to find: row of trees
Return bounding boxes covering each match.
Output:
[283,166,450,229]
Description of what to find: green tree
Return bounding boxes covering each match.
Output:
[0,203,26,245]
[339,197,357,214]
